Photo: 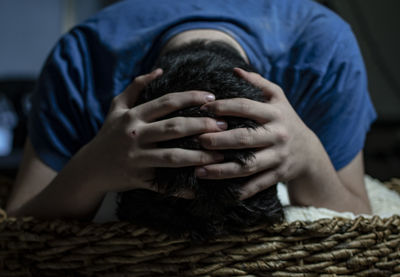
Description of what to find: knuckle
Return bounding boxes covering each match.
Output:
[272,83,283,93]
[270,106,282,119]
[238,100,251,113]
[128,149,141,161]
[199,153,210,164]
[276,151,285,164]
[280,147,290,161]
[249,182,264,196]
[110,96,120,108]
[122,111,136,124]
[255,182,265,192]
[214,167,224,178]
[253,72,261,78]
[159,94,178,110]
[275,127,289,143]
[262,124,273,135]
[236,131,251,147]
[165,118,183,135]
[209,101,223,114]
[273,168,285,182]
[203,118,216,131]
[200,134,217,147]
[162,151,178,164]
[209,136,218,147]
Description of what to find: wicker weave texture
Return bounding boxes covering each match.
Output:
[0,177,399,276]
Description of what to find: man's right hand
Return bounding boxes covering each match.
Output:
[6,69,226,220]
[81,68,226,194]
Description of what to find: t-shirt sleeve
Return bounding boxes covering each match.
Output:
[29,32,90,172]
[298,24,377,170]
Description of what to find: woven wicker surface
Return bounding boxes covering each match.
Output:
[0,177,399,277]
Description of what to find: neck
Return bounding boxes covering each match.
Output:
[161,29,249,63]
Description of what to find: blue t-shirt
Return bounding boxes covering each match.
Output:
[29,0,376,172]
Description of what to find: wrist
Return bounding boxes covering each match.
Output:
[287,130,335,206]
[295,128,322,180]
[66,141,110,196]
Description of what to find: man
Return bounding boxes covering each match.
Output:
[116,40,285,238]
[6,0,376,220]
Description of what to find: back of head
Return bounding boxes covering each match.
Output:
[140,40,262,104]
[117,40,283,240]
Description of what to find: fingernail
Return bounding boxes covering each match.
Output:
[216,120,227,130]
[205,94,215,102]
[195,167,207,177]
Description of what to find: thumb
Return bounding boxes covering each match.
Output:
[234,67,281,101]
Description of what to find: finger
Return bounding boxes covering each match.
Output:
[141,148,224,167]
[138,117,227,144]
[112,68,163,110]
[239,169,281,200]
[200,98,277,123]
[134,90,216,122]
[195,147,280,179]
[234,67,283,101]
[199,126,284,150]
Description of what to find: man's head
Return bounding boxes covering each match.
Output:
[117,40,283,240]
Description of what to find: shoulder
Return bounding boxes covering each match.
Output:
[248,0,355,76]
[286,1,357,73]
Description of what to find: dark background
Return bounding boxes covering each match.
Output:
[0,0,399,180]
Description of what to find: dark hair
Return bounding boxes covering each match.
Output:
[117,40,283,240]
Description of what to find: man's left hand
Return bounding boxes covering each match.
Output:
[195,67,316,200]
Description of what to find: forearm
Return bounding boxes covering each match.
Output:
[7,146,106,221]
[287,134,371,214]
[7,72,222,220]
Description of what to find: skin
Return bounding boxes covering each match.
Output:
[6,30,371,219]
[196,68,370,214]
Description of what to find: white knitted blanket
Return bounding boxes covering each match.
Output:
[278,175,400,222]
